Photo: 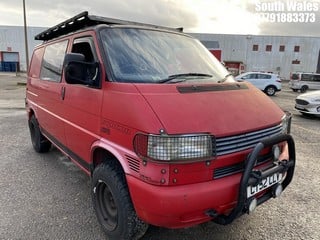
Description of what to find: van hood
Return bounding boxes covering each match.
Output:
[135,82,284,137]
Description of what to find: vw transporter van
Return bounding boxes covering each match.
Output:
[26,12,295,240]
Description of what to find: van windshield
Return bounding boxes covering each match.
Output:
[100,28,233,83]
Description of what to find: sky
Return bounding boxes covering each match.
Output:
[0,0,320,36]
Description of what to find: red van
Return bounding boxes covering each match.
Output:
[26,12,295,240]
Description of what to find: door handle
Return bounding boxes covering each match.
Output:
[61,86,66,100]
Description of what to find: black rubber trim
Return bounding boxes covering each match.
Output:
[213,152,273,179]
[41,128,91,172]
[213,133,295,225]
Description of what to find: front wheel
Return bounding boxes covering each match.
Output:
[92,162,148,240]
[28,115,51,153]
[265,86,276,96]
[300,85,308,93]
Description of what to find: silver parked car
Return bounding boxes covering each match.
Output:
[235,72,282,96]
[295,90,320,116]
[289,72,320,93]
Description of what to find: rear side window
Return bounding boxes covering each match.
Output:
[301,74,320,82]
[29,47,44,78]
[313,75,320,81]
[40,40,68,82]
[257,74,271,79]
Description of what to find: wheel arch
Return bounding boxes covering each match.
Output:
[27,107,35,120]
[90,141,131,176]
[264,84,277,91]
[91,145,149,239]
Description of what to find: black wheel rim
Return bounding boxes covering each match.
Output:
[96,180,118,231]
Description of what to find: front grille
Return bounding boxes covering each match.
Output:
[215,124,282,156]
[295,99,309,105]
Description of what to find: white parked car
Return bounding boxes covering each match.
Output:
[295,90,320,116]
[289,72,320,93]
[235,72,282,96]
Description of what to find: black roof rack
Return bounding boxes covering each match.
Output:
[35,11,183,41]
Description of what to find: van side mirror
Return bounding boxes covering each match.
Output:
[63,53,99,86]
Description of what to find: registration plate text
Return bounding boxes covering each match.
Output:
[247,173,282,198]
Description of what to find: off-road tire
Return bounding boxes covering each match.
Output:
[92,162,148,240]
[28,115,51,153]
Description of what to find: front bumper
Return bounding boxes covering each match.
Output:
[295,103,320,115]
[127,134,295,228]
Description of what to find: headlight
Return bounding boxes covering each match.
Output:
[134,134,214,162]
[281,112,292,134]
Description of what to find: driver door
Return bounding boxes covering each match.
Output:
[62,35,103,171]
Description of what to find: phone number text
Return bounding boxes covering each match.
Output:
[256,12,316,23]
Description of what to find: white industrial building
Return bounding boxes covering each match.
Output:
[193,33,320,79]
[0,25,320,79]
[0,26,45,72]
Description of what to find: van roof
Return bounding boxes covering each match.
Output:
[35,11,183,41]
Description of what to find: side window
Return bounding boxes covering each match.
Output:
[29,48,44,78]
[313,75,320,81]
[40,40,68,82]
[301,74,312,81]
[69,37,100,87]
[243,74,253,79]
[249,74,257,79]
[71,38,96,62]
[258,74,271,79]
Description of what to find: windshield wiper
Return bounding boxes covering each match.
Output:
[158,73,213,84]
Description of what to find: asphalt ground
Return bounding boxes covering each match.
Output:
[0,73,319,240]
